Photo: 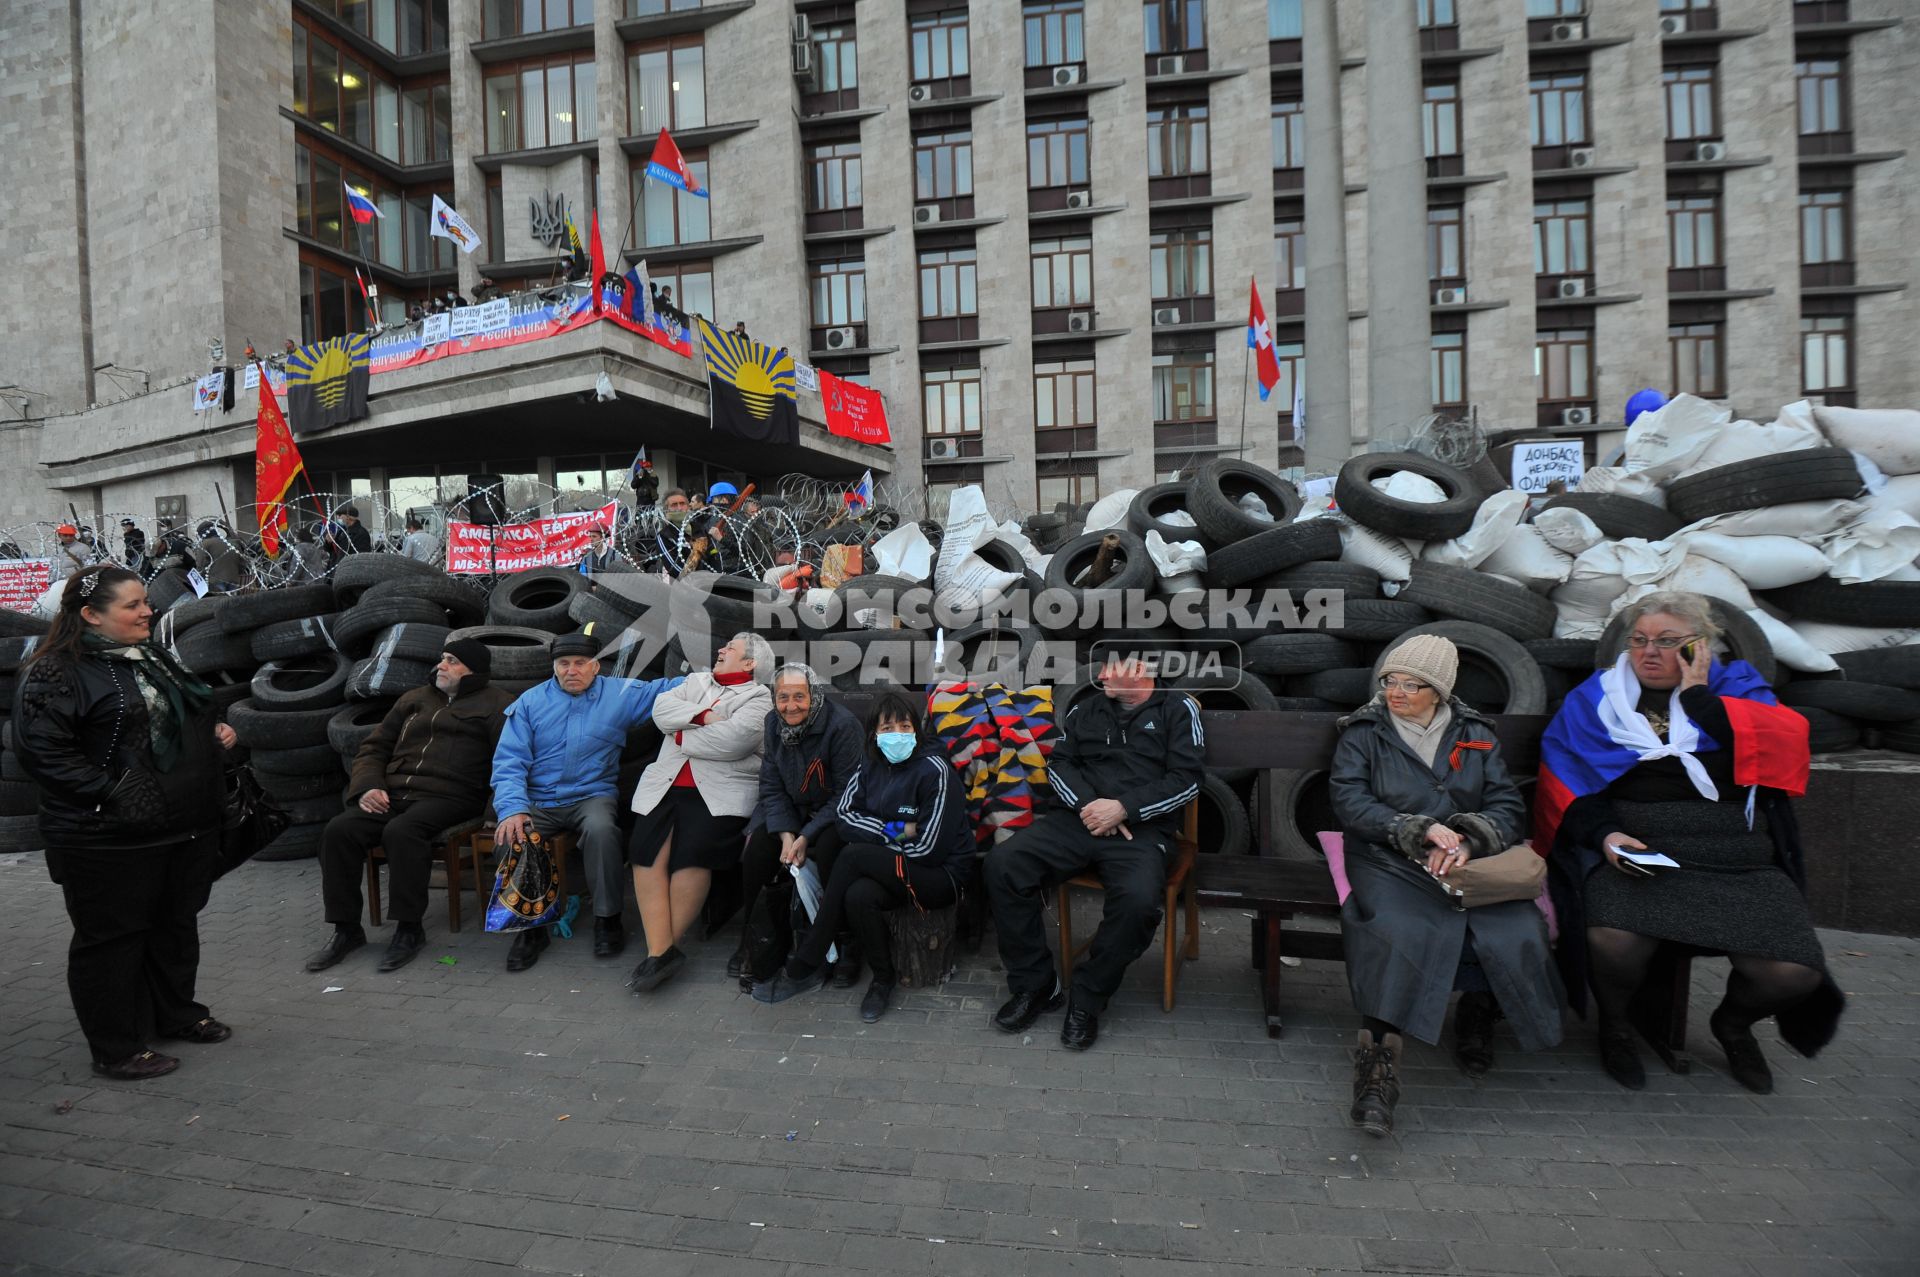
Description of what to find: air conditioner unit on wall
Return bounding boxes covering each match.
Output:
[1067,311,1092,332]
[824,326,856,350]
[1658,15,1687,36]
[1053,66,1083,87]
[927,438,961,459]
[1064,190,1092,209]
[1557,278,1588,298]
[791,14,810,43]
[1569,147,1597,169]
[1152,307,1181,325]
[1549,20,1586,42]
[1561,406,1594,426]
[791,41,813,78]
[1433,287,1466,306]
[1155,55,1185,76]
[908,84,932,103]
[913,205,940,225]
[1693,141,1728,162]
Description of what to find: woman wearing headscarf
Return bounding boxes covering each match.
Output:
[626,632,774,993]
[14,566,238,1080]
[1540,591,1842,1094]
[1329,633,1564,1137]
[732,663,863,988]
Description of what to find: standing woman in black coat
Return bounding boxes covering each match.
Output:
[14,567,238,1080]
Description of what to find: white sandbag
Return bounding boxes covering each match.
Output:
[1574,466,1667,506]
[1370,470,1448,504]
[1160,508,1197,528]
[1338,520,1418,583]
[1617,554,1758,614]
[1680,415,1825,476]
[1420,490,1529,569]
[1850,449,1891,497]
[933,485,1020,615]
[1552,544,1630,638]
[1533,506,1607,555]
[1144,529,1207,578]
[1746,608,1838,674]
[1674,531,1830,590]
[1786,618,1920,654]
[1084,489,1137,533]
[1479,524,1573,592]
[1685,499,1865,539]
[1866,475,1920,522]
[1814,404,1920,476]
[1608,537,1686,586]
[869,522,936,581]
[1823,509,1920,584]
[1622,393,1732,483]
[1236,491,1276,523]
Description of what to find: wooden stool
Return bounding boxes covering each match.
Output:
[1054,800,1201,1012]
[366,819,487,932]
[884,901,961,988]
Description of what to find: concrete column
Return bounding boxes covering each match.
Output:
[1362,0,1431,444]
[1210,0,1280,474]
[1086,8,1154,492]
[1849,0,1920,409]
[446,0,484,296]
[1301,0,1353,474]
[854,2,921,501]
[593,0,626,271]
[968,16,1036,513]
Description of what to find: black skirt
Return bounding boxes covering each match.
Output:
[628,787,749,872]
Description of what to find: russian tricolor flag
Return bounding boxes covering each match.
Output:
[645,129,708,199]
[344,183,383,224]
[845,469,873,511]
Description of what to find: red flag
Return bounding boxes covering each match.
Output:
[1248,277,1281,402]
[588,209,607,312]
[645,129,707,197]
[254,376,307,558]
[819,370,892,445]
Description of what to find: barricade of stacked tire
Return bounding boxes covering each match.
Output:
[0,609,54,852]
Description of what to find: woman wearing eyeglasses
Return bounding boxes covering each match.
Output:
[1538,591,1843,1094]
[1329,633,1564,1136]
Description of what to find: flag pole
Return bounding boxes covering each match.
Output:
[1236,341,1253,460]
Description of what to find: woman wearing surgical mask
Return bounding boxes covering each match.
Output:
[753,693,968,1022]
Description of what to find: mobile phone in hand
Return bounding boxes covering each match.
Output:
[1680,641,1697,663]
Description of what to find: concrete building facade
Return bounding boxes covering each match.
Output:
[0,0,1914,533]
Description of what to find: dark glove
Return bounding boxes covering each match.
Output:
[1388,813,1438,862]
[1445,811,1506,860]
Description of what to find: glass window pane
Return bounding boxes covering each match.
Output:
[547,62,573,145]
[521,67,545,149]
[574,59,596,141]
[341,58,371,147]
[675,45,706,129]
[293,25,309,116]
[313,155,343,246]
[310,39,339,132]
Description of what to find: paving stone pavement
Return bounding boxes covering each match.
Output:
[0,850,1915,1277]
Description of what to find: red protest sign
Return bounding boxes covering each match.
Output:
[0,559,51,614]
[819,369,891,445]
[444,502,617,575]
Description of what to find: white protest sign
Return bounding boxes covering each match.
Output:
[475,298,512,333]
[1510,441,1586,495]
[420,312,452,347]
[449,305,483,338]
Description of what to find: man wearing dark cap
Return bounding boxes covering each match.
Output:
[488,628,684,970]
[119,518,147,574]
[306,640,515,973]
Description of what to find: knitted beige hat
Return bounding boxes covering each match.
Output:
[1379,633,1458,699]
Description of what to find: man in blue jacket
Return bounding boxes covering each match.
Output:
[490,629,683,971]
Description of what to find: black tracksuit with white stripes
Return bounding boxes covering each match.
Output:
[986,688,1206,1012]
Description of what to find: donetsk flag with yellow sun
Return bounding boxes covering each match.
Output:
[285,332,372,435]
[698,317,798,446]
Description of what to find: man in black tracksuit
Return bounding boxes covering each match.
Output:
[984,655,1204,1050]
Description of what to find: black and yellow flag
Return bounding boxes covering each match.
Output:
[284,333,370,435]
[699,317,798,445]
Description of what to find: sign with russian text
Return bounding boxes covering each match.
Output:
[819,369,891,445]
[1510,441,1586,494]
[444,501,617,575]
[369,291,597,375]
[0,559,52,613]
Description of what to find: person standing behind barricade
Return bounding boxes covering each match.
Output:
[400,514,439,563]
[731,663,863,988]
[119,519,148,575]
[626,634,774,993]
[51,524,94,582]
[652,488,692,574]
[13,567,239,1080]
[326,506,372,566]
[489,629,685,972]
[578,525,623,577]
[983,653,1204,1051]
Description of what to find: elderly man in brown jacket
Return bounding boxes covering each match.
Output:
[305,637,515,973]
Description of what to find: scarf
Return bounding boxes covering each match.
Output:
[776,666,828,747]
[1598,653,1718,802]
[1388,702,1453,770]
[82,632,213,772]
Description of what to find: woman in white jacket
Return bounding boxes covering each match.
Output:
[626,632,774,992]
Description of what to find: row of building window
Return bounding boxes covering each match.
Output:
[292,20,452,167]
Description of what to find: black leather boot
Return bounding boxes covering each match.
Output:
[1350,1030,1403,1137]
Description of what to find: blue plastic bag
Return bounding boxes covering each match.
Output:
[484,830,562,932]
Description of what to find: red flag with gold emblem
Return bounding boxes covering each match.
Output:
[255,375,307,557]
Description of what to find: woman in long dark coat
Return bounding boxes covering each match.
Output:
[1330,633,1564,1136]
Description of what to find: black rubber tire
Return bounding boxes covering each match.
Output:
[167,593,231,632]
[445,625,556,681]
[210,681,251,713]
[1525,638,1602,672]
[1258,561,1383,602]
[0,612,50,641]
[1596,598,1776,687]
[175,623,258,674]
[1128,482,1210,547]
[826,628,933,690]
[1397,562,1557,642]
[250,743,344,777]
[328,700,396,757]
[361,575,487,628]
[947,624,1040,686]
[567,589,649,647]
[580,574,653,621]
[335,596,450,653]
[494,679,542,697]
[1181,674,1278,783]
[1188,458,1302,545]
[1026,511,1068,534]
[250,613,347,663]
[1537,493,1684,543]
[1371,620,1550,716]
[1044,529,1155,595]
[689,571,784,637]
[835,575,935,631]
[254,821,326,862]
[1271,767,1338,862]
[1664,446,1864,523]
[1202,521,1343,589]
[1875,719,1920,755]
[216,583,337,634]
[144,569,192,613]
[1194,774,1251,858]
[368,622,452,666]
[1334,452,1480,542]
[0,636,43,673]
[971,539,1027,578]
[257,771,346,802]
[1242,633,1362,677]
[487,568,586,632]
[1831,645,1920,689]
[1793,705,1863,754]
[1778,679,1920,724]
[1297,667,1375,707]
[1323,598,1433,641]
[1268,696,1345,712]
[225,698,338,749]
[250,652,352,713]
[1766,578,1920,630]
[329,554,444,607]
[348,656,434,700]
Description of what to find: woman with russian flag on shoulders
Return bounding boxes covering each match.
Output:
[1539,591,1844,1095]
